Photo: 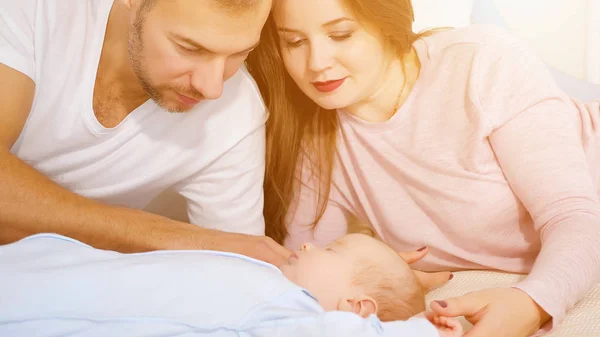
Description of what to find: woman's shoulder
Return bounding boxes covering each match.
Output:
[416,24,523,59]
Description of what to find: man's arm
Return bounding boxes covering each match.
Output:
[0,64,289,264]
[0,62,205,252]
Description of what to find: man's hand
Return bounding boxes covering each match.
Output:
[201,230,292,267]
[430,287,551,337]
[398,246,453,292]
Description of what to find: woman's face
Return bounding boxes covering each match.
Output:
[273,0,393,110]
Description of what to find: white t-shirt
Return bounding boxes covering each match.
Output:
[0,0,267,235]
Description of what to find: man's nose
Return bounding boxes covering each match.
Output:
[190,59,225,100]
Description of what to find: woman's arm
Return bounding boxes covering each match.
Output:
[489,94,600,325]
[483,43,600,327]
[431,29,600,336]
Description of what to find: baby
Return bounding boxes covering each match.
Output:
[280,233,462,337]
[2,233,460,337]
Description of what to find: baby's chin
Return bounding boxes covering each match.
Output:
[278,265,311,292]
[277,252,300,273]
[278,263,295,280]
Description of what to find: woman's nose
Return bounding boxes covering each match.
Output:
[307,41,333,73]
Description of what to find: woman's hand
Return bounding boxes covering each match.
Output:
[397,246,453,292]
[430,287,551,337]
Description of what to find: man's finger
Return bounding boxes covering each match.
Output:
[273,241,293,259]
[414,270,453,292]
[264,238,292,267]
[398,246,428,264]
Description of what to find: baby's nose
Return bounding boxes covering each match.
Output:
[301,243,314,251]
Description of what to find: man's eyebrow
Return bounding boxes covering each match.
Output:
[172,34,214,52]
[278,17,353,33]
[171,34,259,55]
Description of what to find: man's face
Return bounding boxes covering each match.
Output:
[128,0,271,112]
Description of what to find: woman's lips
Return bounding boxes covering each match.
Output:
[312,77,346,93]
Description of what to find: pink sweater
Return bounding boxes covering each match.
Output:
[285,26,600,326]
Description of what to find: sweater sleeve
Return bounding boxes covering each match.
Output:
[475,30,600,327]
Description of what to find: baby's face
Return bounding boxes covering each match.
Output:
[280,234,401,311]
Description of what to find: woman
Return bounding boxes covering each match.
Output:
[245,0,600,336]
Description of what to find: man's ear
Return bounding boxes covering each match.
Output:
[121,0,145,25]
[121,0,139,10]
[337,295,378,318]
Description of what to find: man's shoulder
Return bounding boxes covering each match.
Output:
[0,0,112,81]
[227,65,265,103]
[225,65,267,117]
[0,0,110,24]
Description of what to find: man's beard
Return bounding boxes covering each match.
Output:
[127,19,199,113]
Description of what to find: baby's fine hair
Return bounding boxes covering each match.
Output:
[352,251,425,321]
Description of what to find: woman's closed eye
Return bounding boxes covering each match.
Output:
[329,33,353,41]
[285,38,306,48]
[283,32,353,48]
[175,43,207,55]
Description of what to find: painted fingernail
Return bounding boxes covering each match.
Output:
[435,300,448,308]
[417,246,427,252]
[449,274,454,280]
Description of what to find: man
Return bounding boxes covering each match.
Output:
[0,0,290,265]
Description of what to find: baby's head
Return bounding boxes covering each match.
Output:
[280,234,425,321]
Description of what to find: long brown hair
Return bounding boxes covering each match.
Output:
[246,0,424,244]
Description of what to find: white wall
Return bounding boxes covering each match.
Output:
[494,0,588,81]
[412,0,598,83]
[586,0,600,83]
[412,0,473,31]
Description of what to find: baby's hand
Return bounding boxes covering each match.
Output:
[417,312,463,337]
[431,314,463,337]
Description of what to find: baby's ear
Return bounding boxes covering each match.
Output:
[337,296,378,318]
